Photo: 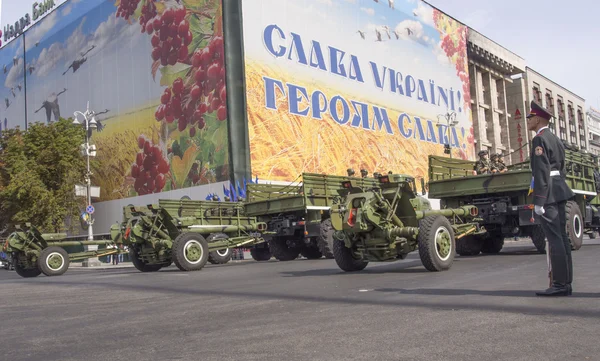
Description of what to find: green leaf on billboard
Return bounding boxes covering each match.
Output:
[159,63,192,87]
[211,121,227,145]
[182,0,207,10]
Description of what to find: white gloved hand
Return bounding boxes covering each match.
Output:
[534,205,545,215]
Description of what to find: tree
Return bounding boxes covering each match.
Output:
[0,119,87,234]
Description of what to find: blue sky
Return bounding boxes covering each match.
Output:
[426,0,600,108]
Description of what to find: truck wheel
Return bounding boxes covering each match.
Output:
[418,215,455,272]
[129,247,163,272]
[332,238,368,272]
[13,258,41,278]
[529,225,546,254]
[481,238,504,254]
[250,247,272,261]
[456,236,482,256]
[481,232,504,254]
[207,233,233,264]
[300,246,323,259]
[268,238,301,261]
[566,200,583,251]
[318,219,335,259]
[172,233,210,271]
[38,247,70,276]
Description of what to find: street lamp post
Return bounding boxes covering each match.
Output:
[436,111,459,158]
[73,102,100,267]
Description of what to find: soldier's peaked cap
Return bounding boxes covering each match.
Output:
[478,150,488,156]
[526,100,552,121]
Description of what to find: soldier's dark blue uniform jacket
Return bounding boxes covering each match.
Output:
[529,104,574,207]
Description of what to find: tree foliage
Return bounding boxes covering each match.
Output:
[0,119,87,234]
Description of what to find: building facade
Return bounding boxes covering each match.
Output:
[465,29,526,165]
[504,68,587,164]
[587,107,600,156]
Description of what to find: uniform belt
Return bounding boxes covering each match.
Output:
[550,170,560,176]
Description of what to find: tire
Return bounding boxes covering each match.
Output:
[38,247,70,276]
[456,236,482,256]
[529,225,546,254]
[566,200,583,251]
[207,233,233,264]
[300,246,323,259]
[129,247,163,273]
[318,219,335,259]
[417,215,455,272]
[13,257,42,278]
[250,247,272,261]
[332,237,368,272]
[267,238,301,261]
[172,233,210,271]
[481,232,504,254]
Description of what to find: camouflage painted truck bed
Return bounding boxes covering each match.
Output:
[427,156,532,199]
[426,149,600,255]
[244,173,380,216]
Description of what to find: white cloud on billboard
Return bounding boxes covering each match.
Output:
[360,7,375,16]
[412,2,434,27]
[317,0,334,6]
[34,42,64,77]
[25,11,59,51]
[5,57,24,88]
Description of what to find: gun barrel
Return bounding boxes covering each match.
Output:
[186,222,268,234]
[415,206,477,219]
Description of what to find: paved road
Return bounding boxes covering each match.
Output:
[1,239,599,361]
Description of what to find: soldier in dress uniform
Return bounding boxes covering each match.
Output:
[526,100,575,296]
[474,150,490,174]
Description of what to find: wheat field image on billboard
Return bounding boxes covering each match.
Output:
[0,0,229,202]
[242,0,474,182]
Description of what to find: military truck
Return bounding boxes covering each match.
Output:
[113,198,269,272]
[329,173,482,272]
[2,224,120,278]
[244,173,379,261]
[427,147,600,255]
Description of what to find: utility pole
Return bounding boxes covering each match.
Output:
[73,102,100,267]
[436,111,459,158]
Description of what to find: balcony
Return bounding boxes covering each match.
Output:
[590,139,600,147]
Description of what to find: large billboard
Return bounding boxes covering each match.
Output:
[1,0,229,203]
[241,0,474,181]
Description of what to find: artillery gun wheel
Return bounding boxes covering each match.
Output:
[456,236,482,256]
[268,237,301,261]
[481,231,504,254]
[172,233,209,271]
[332,237,368,272]
[13,257,42,278]
[417,215,455,272]
[207,233,233,264]
[129,247,163,272]
[250,247,272,261]
[529,225,546,254]
[318,219,335,259]
[566,200,583,251]
[300,246,323,259]
[38,247,70,276]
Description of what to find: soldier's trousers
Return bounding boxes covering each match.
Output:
[539,201,573,286]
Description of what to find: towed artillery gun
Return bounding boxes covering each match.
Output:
[2,224,120,278]
[329,174,482,272]
[112,198,270,272]
[244,172,380,261]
